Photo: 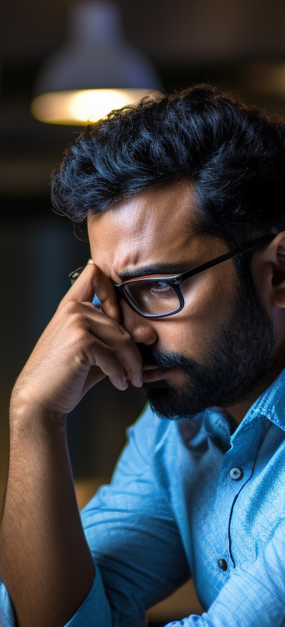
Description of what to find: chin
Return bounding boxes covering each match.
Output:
[145,382,204,421]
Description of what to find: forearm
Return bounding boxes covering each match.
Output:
[0,401,95,627]
[0,262,142,627]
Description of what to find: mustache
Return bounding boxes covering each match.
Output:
[137,344,193,370]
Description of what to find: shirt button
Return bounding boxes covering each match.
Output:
[229,467,244,481]
[218,558,228,571]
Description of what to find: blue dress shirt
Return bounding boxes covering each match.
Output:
[1,369,285,626]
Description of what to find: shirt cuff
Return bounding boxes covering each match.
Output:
[65,564,112,627]
[0,564,112,627]
[0,581,16,626]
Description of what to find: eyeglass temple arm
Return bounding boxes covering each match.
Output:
[174,234,276,284]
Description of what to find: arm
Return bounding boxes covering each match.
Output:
[0,261,143,627]
[0,404,191,627]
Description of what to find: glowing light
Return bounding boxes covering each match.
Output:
[31,88,158,125]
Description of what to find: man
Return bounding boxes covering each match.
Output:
[1,83,285,627]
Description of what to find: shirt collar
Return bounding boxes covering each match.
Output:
[178,367,285,453]
[230,366,285,443]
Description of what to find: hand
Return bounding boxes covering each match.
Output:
[11,261,143,419]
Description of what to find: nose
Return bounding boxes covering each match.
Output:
[120,300,158,346]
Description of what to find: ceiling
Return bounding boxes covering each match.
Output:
[2,0,285,203]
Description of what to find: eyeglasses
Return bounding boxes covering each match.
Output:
[68,234,274,319]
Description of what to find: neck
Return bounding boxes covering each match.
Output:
[226,396,258,424]
[226,361,285,424]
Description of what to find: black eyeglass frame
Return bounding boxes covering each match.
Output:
[112,234,275,318]
[68,234,275,319]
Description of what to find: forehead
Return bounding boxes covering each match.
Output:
[87,181,201,278]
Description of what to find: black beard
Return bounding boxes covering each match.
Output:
[138,280,276,420]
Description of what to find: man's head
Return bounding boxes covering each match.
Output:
[51,84,285,421]
[51,83,285,245]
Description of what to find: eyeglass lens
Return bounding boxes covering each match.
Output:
[123,279,180,315]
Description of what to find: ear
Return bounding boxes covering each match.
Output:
[271,232,285,307]
[252,232,285,309]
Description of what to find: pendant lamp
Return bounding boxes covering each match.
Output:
[30,1,163,125]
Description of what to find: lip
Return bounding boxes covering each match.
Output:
[142,364,170,382]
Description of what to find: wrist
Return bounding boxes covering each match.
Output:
[9,384,67,434]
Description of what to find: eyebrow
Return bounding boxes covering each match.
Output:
[117,262,193,282]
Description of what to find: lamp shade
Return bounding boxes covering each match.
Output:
[31,1,163,125]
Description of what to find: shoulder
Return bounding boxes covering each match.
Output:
[126,403,174,452]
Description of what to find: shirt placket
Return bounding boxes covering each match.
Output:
[212,416,270,573]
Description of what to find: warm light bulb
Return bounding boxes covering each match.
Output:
[31,88,159,125]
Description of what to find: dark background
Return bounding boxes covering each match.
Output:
[2,0,285,622]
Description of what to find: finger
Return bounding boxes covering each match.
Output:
[80,337,130,391]
[89,263,120,322]
[81,365,107,396]
[59,261,120,322]
[88,310,143,387]
[73,303,143,388]
[81,364,129,397]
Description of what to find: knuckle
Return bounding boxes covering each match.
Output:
[73,334,101,366]
[117,324,130,338]
[68,326,87,345]
[73,348,92,368]
[60,300,81,316]
[61,302,93,330]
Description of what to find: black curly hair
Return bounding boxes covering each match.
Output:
[51,83,285,247]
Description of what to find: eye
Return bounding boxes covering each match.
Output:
[150,280,171,294]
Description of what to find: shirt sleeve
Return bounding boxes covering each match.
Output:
[0,566,112,627]
[0,405,190,627]
[79,404,191,626]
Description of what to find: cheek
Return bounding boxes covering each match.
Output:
[185,264,236,322]
[156,269,236,356]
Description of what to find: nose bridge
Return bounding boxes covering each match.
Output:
[121,301,158,346]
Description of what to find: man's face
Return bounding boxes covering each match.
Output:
[88,181,276,421]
